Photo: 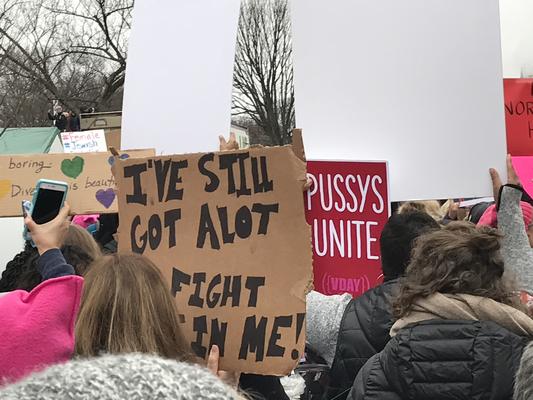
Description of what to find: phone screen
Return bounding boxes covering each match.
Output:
[32,188,64,224]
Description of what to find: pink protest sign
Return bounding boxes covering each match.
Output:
[504,79,533,156]
[305,161,390,298]
[512,156,533,199]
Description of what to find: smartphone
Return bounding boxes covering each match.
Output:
[23,179,69,241]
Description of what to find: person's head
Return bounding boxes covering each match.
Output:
[398,200,443,222]
[0,224,101,292]
[93,213,119,253]
[380,210,440,281]
[468,201,493,224]
[394,222,519,318]
[0,242,39,292]
[62,224,102,276]
[75,253,192,361]
[0,354,244,400]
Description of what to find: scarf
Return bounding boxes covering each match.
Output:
[390,292,533,337]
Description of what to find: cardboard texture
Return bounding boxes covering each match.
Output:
[291,129,306,162]
[0,149,154,217]
[305,161,390,297]
[504,79,533,156]
[105,128,121,150]
[113,146,312,374]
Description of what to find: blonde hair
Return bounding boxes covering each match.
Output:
[398,200,443,222]
[75,253,193,361]
[63,224,102,276]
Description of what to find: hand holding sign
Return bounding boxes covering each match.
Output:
[490,154,522,204]
[207,345,240,388]
[113,146,311,374]
[219,132,239,151]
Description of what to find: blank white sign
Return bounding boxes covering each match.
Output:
[121,0,241,154]
[291,0,506,201]
[500,0,533,77]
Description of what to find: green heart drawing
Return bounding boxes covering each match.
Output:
[61,156,84,179]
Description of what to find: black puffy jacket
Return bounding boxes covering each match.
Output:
[324,279,398,400]
[350,320,529,400]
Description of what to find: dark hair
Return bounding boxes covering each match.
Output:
[380,210,440,281]
[468,202,493,224]
[0,225,101,292]
[94,213,119,254]
[0,242,40,292]
[393,222,520,318]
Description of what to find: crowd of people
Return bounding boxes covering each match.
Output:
[1,137,533,399]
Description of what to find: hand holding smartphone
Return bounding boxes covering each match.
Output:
[23,179,69,253]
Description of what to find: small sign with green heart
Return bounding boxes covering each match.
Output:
[0,149,155,217]
[61,156,85,179]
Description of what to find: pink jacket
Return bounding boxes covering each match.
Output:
[0,275,83,385]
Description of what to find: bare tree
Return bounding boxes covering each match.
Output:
[0,0,132,128]
[50,0,132,108]
[232,0,295,146]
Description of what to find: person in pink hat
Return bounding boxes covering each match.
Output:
[0,204,83,385]
[477,200,533,241]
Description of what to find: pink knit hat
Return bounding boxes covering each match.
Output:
[477,202,533,229]
[0,275,83,385]
[72,214,99,229]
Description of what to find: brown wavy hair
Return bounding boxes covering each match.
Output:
[394,222,521,318]
[75,253,194,362]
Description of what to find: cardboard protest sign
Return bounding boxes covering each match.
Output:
[0,149,154,217]
[512,156,533,199]
[504,79,533,156]
[113,146,312,374]
[104,128,121,150]
[61,129,107,153]
[306,161,390,297]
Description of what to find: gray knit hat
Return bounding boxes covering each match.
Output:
[0,353,243,400]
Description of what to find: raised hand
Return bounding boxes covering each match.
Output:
[219,132,239,151]
[207,345,240,388]
[24,203,71,255]
[489,154,521,204]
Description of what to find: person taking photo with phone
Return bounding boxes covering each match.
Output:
[0,204,83,385]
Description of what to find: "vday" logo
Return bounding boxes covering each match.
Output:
[320,273,371,296]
